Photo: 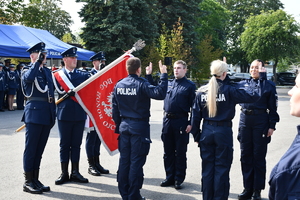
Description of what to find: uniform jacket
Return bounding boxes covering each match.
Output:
[112,73,168,133]
[238,73,279,129]
[15,69,22,90]
[269,125,300,200]
[21,62,56,125]
[89,68,98,76]
[55,68,90,121]
[191,75,261,138]
[163,77,196,117]
[7,71,18,89]
[0,70,7,91]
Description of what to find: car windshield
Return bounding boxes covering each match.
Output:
[281,73,296,78]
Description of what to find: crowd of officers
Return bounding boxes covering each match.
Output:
[0,59,25,111]
[2,41,292,200]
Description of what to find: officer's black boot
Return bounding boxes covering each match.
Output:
[70,163,89,183]
[55,162,69,185]
[95,156,109,174]
[23,171,43,194]
[33,169,50,192]
[252,190,261,200]
[88,157,101,176]
[238,188,253,200]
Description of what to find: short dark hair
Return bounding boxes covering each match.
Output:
[126,57,141,74]
[255,59,264,67]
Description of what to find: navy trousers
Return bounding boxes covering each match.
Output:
[161,117,189,183]
[117,119,151,200]
[16,88,24,109]
[58,120,85,163]
[0,90,4,109]
[23,123,53,172]
[238,112,270,190]
[200,121,233,200]
[85,130,101,158]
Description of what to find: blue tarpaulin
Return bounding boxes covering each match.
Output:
[0,24,95,61]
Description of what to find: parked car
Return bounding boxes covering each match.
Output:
[229,73,251,82]
[276,72,296,85]
[267,73,274,82]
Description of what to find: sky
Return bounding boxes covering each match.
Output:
[61,1,85,33]
[63,0,300,33]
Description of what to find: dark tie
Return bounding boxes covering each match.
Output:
[69,72,73,80]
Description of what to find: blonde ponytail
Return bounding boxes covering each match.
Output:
[206,60,228,118]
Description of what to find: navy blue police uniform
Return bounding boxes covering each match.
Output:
[237,73,279,197]
[7,65,18,96]
[112,71,168,200]
[54,47,90,185]
[85,51,109,176]
[2,59,11,109]
[191,75,261,200]
[21,42,56,194]
[269,125,300,200]
[161,76,196,187]
[3,59,11,72]
[0,63,7,111]
[16,63,25,110]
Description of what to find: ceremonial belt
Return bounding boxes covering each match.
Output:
[121,117,149,122]
[164,112,188,119]
[241,108,267,115]
[204,120,232,127]
[26,97,53,103]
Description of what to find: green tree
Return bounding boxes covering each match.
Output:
[62,32,76,43]
[20,0,73,39]
[0,0,25,24]
[157,0,202,48]
[276,58,290,72]
[241,10,300,76]
[168,18,192,67]
[217,0,283,72]
[141,19,192,77]
[191,35,223,85]
[197,0,230,51]
[77,0,159,62]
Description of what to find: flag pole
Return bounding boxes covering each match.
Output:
[15,39,145,132]
[72,39,145,92]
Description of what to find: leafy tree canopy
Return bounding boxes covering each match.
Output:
[0,0,25,24]
[20,0,73,39]
[241,9,300,74]
[197,0,230,51]
[216,0,283,70]
[77,0,159,62]
[157,0,202,47]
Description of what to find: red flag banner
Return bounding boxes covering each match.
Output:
[75,55,130,155]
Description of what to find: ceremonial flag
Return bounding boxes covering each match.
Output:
[75,55,130,155]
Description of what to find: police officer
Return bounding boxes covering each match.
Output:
[80,62,89,72]
[237,60,280,200]
[0,63,7,112]
[112,58,168,200]
[85,51,109,176]
[7,64,18,111]
[191,60,263,200]
[21,42,56,194]
[269,72,300,199]
[3,59,11,72]
[16,63,25,110]
[3,59,11,109]
[54,47,90,185]
[156,60,196,189]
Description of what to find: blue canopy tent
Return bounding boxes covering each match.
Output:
[0,24,95,61]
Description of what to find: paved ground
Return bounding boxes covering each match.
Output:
[0,87,296,200]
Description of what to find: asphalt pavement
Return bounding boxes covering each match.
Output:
[0,87,296,200]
